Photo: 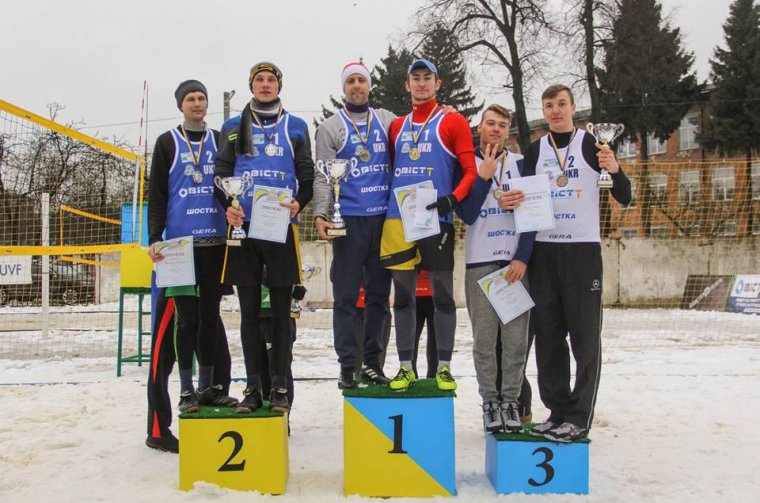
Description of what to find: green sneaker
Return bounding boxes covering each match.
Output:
[389,367,416,390]
[435,367,457,391]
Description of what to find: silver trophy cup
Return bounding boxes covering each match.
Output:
[316,158,356,237]
[214,172,253,246]
[290,262,322,317]
[586,122,625,189]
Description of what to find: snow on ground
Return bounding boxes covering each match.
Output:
[0,309,759,502]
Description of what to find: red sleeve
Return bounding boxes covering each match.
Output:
[388,116,405,160]
[439,113,477,202]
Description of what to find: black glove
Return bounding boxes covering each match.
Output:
[292,285,307,301]
[426,194,458,216]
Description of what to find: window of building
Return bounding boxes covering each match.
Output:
[678,115,699,151]
[678,170,700,205]
[650,226,669,237]
[712,166,735,202]
[678,224,700,237]
[650,173,668,206]
[620,227,638,238]
[752,162,760,200]
[617,139,637,159]
[717,220,737,236]
[647,134,667,155]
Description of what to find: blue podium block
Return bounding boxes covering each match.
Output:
[343,379,456,497]
[486,432,589,494]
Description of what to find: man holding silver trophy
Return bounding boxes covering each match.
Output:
[513,84,631,442]
[215,62,314,414]
[313,61,396,389]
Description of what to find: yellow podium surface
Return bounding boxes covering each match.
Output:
[179,406,288,493]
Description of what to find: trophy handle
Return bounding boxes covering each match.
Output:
[614,123,625,140]
[586,123,595,135]
[213,176,223,191]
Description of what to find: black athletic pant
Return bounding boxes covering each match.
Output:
[146,286,232,439]
[260,316,296,406]
[331,215,391,370]
[238,284,291,390]
[530,241,603,430]
[413,295,438,378]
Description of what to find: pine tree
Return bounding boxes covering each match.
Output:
[418,25,483,122]
[597,0,699,236]
[370,46,415,116]
[700,0,760,235]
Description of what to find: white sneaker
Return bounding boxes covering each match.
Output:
[529,420,559,437]
[499,402,522,432]
[482,401,503,433]
[543,422,589,442]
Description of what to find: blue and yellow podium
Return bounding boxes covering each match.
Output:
[486,430,590,494]
[343,379,456,497]
[179,406,288,493]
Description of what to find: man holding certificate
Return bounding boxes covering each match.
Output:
[313,62,396,389]
[455,104,535,433]
[380,58,477,391]
[215,62,314,413]
[520,84,631,442]
[146,80,238,452]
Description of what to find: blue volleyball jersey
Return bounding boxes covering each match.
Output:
[334,109,391,216]
[233,113,298,223]
[165,128,225,239]
[387,109,457,223]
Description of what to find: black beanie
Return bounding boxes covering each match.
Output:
[175,80,208,110]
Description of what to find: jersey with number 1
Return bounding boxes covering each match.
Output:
[387,109,457,224]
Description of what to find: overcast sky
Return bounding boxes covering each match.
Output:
[0,0,732,151]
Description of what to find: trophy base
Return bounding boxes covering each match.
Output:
[226,239,243,247]
[326,227,347,237]
[597,180,614,190]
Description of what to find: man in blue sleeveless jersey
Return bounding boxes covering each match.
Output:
[146,80,237,453]
[520,84,631,442]
[215,62,314,414]
[456,104,535,433]
[380,58,478,391]
[313,61,395,389]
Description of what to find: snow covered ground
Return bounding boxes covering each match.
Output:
[0,308,758,502]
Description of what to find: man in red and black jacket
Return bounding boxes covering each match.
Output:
[380,58,477,391]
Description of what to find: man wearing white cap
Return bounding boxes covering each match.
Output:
[314,62,396,389]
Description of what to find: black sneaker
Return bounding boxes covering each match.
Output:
[270,387,290,413]
[338,367,357,389]
[360,365,391,385]
[198,384,239,407]
[236,387,263,413]
[178,390,199,413]
[543,422,589,442]
[145,432,179,454]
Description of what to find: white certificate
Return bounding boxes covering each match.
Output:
[477,265,535,325]
[249,185,293,243]
[509,174,556,233]
[154,236,195,288]
[393,181,440,242]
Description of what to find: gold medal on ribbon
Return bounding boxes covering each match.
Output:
[357,146,371,162]
[192,171,204,184]
[409,148,421,161]
[265,143,278,156]
[556,174,569,187]
[492,188,503,200]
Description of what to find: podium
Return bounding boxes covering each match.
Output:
[485,429,589,494]
[179,405,288,493]
[343,379,456,497]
